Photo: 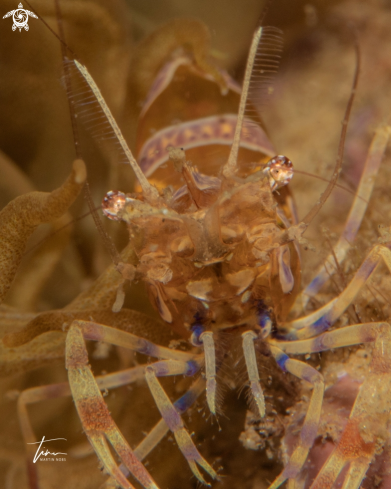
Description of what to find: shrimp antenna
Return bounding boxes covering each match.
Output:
[223,26,283,178]
[24,0,76,57]
[301,27,361,227]
[27,0,159,204]
[54,0,123,266]
[73,60,159,204]
[24,0,124,266]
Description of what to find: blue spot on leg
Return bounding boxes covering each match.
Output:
[275,351,289,371]
[256,301,273,338]
[190,315,205,346]
[175,388,199,414]
[137,338,158,357]
[312,317,331,335]
[185,360,200,377]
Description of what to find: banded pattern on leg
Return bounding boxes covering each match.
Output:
[17,365,147,489]
[298,126,390,306]
[145,362,217,484]
[310,324,391,489]
[66,323,159,489]
[74,319,196,361]
[271,322,384,355]
[282,244,391,340]
[103,378,206,489]
[268,346,324,489]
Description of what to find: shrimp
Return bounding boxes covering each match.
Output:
[1,2,391,489]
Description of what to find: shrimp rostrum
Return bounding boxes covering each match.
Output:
[9,14,391,489]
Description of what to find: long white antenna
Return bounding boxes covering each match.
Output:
[223,26,283,179]
[223,27,264,178]
[74,60,159,203]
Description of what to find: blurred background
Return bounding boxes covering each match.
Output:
[1,0,390,308]
[1,0,391,488]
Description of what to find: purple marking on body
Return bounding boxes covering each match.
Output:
[278,245,294,294]
[312,334,330,352]
[83,323,104,342]
[137,338,158,357]
[301,365,319,384]
[185,360,200,376]
[174,387,199,414]
[299,421,319,447]
[305,274,326,296]
[141,57,192,118]
[179,440,199,460]
[282,461,301,480]
[138,114,275,177]
[161,405,182,432]
[276,351,289,371]
[152,362,170,377]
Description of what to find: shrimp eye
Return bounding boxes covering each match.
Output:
[102,190,126,221]
[264,155,294,191]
